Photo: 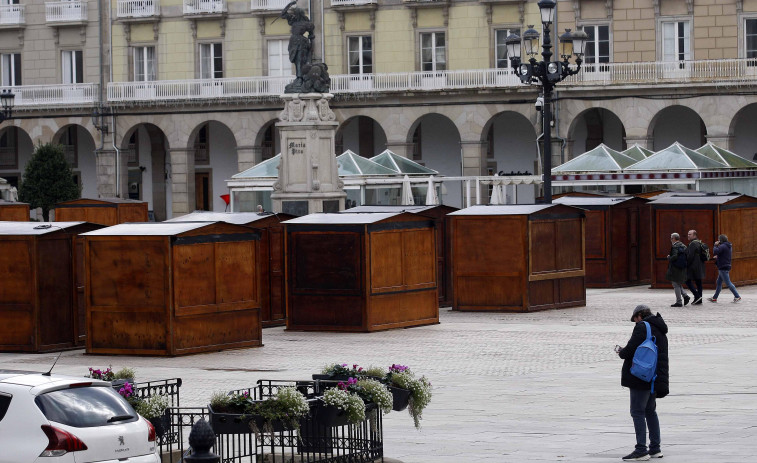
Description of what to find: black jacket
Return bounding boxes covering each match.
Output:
[619,313,669,398]
[714,241,733,270]
[686,239,707,280]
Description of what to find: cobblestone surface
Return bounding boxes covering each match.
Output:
[2,285,755,462]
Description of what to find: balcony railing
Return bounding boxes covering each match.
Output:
[331,0,377,6]
[250,0,290,11]
[45,1,87,22]
[183,0,225,15]
[117,0,159,18]
[0,4,25,25]
[106,58,757,104]
[3,83,98,107]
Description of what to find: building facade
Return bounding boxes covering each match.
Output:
[2,0,757,216]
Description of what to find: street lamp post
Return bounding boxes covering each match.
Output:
[505,0,586,203]
[0,89,16,124]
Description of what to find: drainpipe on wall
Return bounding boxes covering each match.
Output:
[98,0,104,152]
[112,112,120,197]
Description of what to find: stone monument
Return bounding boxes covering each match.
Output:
[271,2,344,216]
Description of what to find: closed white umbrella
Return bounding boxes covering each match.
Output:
[489,183,504,205]
[425,177,439,205]
[401,175,415,205]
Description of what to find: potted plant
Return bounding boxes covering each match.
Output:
[385,367,433,429]
[314,388,365,427]
[87,366,115,382]
[207,391,255,434]
[135,394,170,437]
[384,364,413,411]
[116,381,142,409]
[247,387,310,434]
[112,367,136,389]
[337,378,393,415]
[314,363,364,381]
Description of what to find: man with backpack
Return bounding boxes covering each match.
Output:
[616,304,669,461]
[685,229,708,305]
[666,232,690,307]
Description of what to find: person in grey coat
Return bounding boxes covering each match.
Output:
[684,229,707,305]
[665,232,690,307]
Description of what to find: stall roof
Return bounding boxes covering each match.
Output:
[344,205,443,213]
[56,197,146,205]
[648,194,745,205]
[81,222,217,236]
[0,221,88,235]
[337,151,398,176]
[165,211,277,225]
[284,212,406,225]
[626,143,726,171]
[622,145,654,162]
[448,204,557,216]
[553,196,634,206]
[370,150,439,175]
[695,143,757,168]
[553,144,638,173]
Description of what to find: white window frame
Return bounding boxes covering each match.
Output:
[419,31,446,72]
[579,23,611,72]
[347,35,373,75]
[493,27,519,69]
[266,39,292,77]
[133,45,156,82]
[61,50,83,84]
[199,42,223,79]
[658,17,691,62]
[1,52,21,86]
[739,14,757,59]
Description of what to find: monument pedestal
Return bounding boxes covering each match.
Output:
[271,93,346,216]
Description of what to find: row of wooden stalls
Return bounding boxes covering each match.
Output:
[3,192,756,355]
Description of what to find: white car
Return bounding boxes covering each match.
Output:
[0,370,160,463]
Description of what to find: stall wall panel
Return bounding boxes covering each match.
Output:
[454,218,524,273]
[173,310,261,352]
[174,244,216,310]
[402,229,436,288]
[37,239,73,346]
[88,240,167,309]
[556,220,583,271]
[0,204,29,221]
[0,240,33,304]
[121,204,149,223]
[370,232,403,291]
[1,311,33,345]
[585,210,606,259]
[610,208,630,284]
[558,276,586,304]
[289,294,363,327]
[74,238,86,343]
[370,290,437,326]
[216,241,257,304]
[268,228,286,322]
[529,279,556,307]
[530,221,557,273]
[292,233,362,292]
[89,311,167,351]
[457,276,522,307]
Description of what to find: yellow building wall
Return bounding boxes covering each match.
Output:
[374,9,415,72]
[447,5,489,70]
[161,21,196,79]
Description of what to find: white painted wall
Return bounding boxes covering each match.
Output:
[339,117,387,157]
[731,104,757,160]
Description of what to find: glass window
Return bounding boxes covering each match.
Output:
[662,21,690,61]
[62,50,83,84]
[134,46,156,81]
[746,19,757,59]
[495,29,519,69]
[348,36,373,75]
[420,32,446,72]
[267,40,292,76]
[1,53,21,86]
[584,25,610,71]
[200,43,223,79]
[35,386,136,428]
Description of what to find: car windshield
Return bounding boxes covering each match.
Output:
[35,386,137,428]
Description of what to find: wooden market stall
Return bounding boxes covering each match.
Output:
[166,211,295,327]
[285,212,439,332]
[449,204,586,312]
[55,197,149,225]
[649,193,757,289]
[0,201,29,221]
[0,221,103,352]
[554,196,652,287]
[344,204,458,307]
[82,222,263,356]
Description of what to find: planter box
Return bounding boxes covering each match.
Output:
[208,404,254,434]
[312,403,350,427]
[389,386,411,411]
[149,412,170,438]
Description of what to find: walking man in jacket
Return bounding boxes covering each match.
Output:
[685,230,706,305]
[616,304,669,461]
[708,234,742,303]
[666,233,690,307]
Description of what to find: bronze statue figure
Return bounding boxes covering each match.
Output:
[280,1,330,93]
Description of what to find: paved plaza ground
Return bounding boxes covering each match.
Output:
[2,285,755,462]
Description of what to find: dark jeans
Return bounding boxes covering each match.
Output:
[630,388,661,453]
[685,278,702,301]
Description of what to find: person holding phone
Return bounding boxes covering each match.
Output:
[708,234,741,303]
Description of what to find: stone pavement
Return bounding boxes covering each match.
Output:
[2,285,756,462]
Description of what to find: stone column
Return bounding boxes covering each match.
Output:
[237,145,259,174]
[705,134,732,150]
[460,140,486,176]
[384,141,414,158]
[271,93,346,215]
[95,148,128,198]
[169,148,196,217]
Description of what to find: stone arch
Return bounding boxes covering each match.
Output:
[729,103,757,159]
[120,123,171,221]
[567,107,627,155]
[0,124,34,190]
[52,124,98,199]
[254,119,280,162]
[186,120,239,212]
[647,105,707,150]
[335,115,388,158]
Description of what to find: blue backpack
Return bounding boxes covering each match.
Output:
[630,321,658,394]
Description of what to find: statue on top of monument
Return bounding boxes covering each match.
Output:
[280,1,330,93]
